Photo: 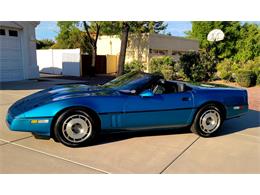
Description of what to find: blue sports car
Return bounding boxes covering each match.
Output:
[6,71,248,147]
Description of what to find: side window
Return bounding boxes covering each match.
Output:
[153,82,180,95]
[153,85,165,94]
[0,29,6,36]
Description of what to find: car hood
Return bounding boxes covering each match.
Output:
[47,84,115,100]
[9,84,114,117]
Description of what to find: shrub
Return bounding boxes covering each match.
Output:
[216,59,240,81]
[257,74,260,85]
[236,70,257,87]
[149,56,176,80]
[124,60,144,73]
[179,51,215,82]
[242,56,260,75]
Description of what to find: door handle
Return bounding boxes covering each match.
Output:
[182,97,191,101]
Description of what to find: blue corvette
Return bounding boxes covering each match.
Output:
[6,71,248,147]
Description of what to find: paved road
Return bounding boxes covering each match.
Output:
[0,78,259,173]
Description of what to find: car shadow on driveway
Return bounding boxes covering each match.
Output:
[88,109,259,147]
[95,127,192,146]
[217,109,260,137]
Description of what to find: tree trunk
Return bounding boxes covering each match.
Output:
[90,47,96,76]
[117,22,130,76]
[82,21,100,77]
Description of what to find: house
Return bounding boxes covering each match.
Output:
[0,21,39,82]
[97,33,199,71]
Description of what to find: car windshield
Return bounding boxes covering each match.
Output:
[102,71,154,91]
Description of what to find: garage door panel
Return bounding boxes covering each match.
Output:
[0,28,23,82]
[0,38,21,49]
[0,49,22,59]
[0,72,23,81]
[0,60,23,70]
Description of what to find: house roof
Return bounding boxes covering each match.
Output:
[0,21,40,29]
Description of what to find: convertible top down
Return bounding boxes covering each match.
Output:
[6,71,248,147]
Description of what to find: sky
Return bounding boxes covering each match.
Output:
[35,21,192,40]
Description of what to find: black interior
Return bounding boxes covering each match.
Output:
[152,80,188,94]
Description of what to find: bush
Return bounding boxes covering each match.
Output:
[256,74,260,85]
[124,60,144,73]
[179,51,215,82]
[235,70,257,87]
[216,59,240,81]
[242,56,260,76]
[149,56,175,80]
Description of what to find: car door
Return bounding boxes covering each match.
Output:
[121,91,194,129]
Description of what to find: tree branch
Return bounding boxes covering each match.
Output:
[83,21,94,46]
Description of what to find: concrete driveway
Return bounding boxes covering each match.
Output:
[0,78,259,173]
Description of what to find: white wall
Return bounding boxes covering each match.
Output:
[37,49,80,75]
[62,53,81,76]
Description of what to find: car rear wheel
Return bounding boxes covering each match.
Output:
[54,109,99,147]
[191,104,223,137]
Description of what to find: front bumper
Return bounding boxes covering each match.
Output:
[6,111,52,137]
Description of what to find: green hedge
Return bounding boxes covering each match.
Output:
[149,56,175,80]
[236,70,257,87]
[179,51,216,82]
[124,60,144,73]
[216,59,239,81]
[256,74,260,85]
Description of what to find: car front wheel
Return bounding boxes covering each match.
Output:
[54,109,99,147]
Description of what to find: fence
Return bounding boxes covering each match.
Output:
[37,49,118,76]
[37,49,81,76]
[81,54,118,76]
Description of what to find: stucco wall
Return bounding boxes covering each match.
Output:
[149,33,199,52]
[126,33,149,65]
[97,35,121,55]
[96,33,199,73]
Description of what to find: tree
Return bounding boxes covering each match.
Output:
[186,21,260,62]
[118,22,130,75]
[81,21,123,76]
[36,39,55,49]
[116,21,167,76]
[187,21,241,61]
[53,22,90,53]
[82,21,102,76]
[179,51,216,82]
[234,23,260,62]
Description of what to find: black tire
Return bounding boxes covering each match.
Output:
[191,104,223,137]
[53,108,100,147]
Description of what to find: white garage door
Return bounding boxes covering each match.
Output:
[0,28,24,82]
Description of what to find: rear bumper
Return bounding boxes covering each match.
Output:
[226,104,248,119]
[6,112,52,137]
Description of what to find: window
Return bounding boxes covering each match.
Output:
[0,29,5,36]
[9,30,18,37]
[158,50,167,55]
[172,51,178,55]
[150,49,168,55]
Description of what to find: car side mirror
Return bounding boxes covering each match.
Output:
[139,89,154,97]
